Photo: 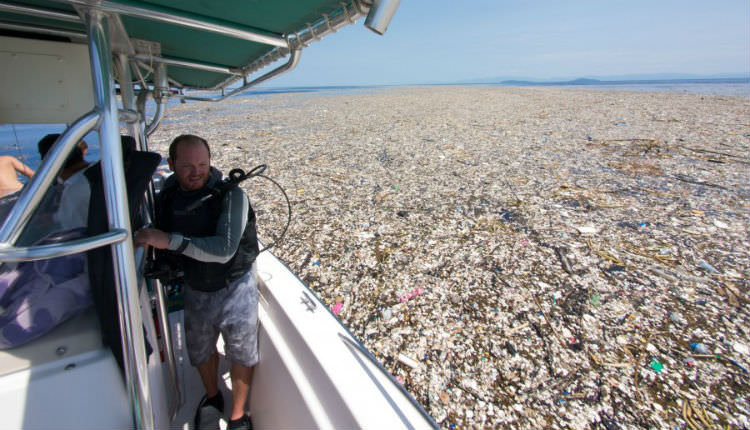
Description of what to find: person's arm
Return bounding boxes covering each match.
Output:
[136,187,249,263]
[170,187,249,263]
[11,157,34,178]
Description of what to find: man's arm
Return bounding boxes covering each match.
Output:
[135,187,249,264]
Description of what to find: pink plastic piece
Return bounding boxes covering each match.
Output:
[332,302,343,315]
[399,287,426,303]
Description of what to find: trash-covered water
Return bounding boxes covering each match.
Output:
[4,84,749,429]
[146,86,750,430]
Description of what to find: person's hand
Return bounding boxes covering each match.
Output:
[134,228,170,249]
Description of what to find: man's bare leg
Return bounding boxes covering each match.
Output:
[229,363,254,420]
[197,352,220,397]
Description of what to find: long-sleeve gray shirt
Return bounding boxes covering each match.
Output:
[165,181,249,264]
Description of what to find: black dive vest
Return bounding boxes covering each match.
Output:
[156,179,259,292]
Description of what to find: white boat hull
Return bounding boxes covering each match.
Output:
[169,249,436,429]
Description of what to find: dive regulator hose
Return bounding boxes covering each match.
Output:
[226,165,291,253]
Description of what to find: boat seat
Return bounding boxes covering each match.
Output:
[0,308,102,377]
[85,136,161,372]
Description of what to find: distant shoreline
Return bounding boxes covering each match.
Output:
[460,77,750,87]
[256,77,749,92]
[245,78,750,99]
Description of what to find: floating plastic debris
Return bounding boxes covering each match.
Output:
[398,354,420,369]
[399,287,424,303]
[331,302,343,315]
[149,86,750,430]
[697,260,718,274]
[713,219,729,229]
[576,225,598,234]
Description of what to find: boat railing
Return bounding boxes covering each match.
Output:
[0,230,127,262]
[0,10,181,427]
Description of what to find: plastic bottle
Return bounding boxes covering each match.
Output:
[690,342,709,354]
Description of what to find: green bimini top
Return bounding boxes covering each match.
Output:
[0,0,372,91]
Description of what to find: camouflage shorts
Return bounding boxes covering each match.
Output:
[184,267,259,368]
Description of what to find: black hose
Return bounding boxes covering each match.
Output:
[226,165,292,253]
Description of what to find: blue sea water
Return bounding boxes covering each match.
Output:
[248,79,750,98]
[477,79,750,99]
[546,81,749,98]
[0,124,100,175]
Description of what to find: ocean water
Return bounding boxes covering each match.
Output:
[243,80,750,98]
[0,124,100,181]
[233,85,385,99]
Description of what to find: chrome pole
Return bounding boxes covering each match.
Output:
[135,90,151,151]
[203,0,364,93]
[145,63,168,136]
[129,57,180,418]
[116,53,141,146]
[131,54,242,76]
[62,0,287,48]
[153,277,181,419]
[0,21,87,40]
[0,2,81,22]
[179,49,301,102]
[85,9,154,429]
[0,230,127,262]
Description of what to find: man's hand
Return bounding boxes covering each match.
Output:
[134,228,170,249]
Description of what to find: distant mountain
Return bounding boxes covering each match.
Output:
[493,77,603,86]
[584,72,749,81]
[564,78,601,85]
[463,72,749,85]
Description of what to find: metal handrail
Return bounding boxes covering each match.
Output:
[136,86,166,138]
[0,110,100,246]
[0,230,127,262]
[0,20,87,39]
[146,63,168,136]
[131,54,243,76]
[152,276,180,418]
[63,0,287,48]
[85,9,154,428]
[199,0,366,92]
[2,0,368,98]
[122,50,179,421]
[177,49,301,102]
[0,1,81,22]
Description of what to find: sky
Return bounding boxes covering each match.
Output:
[264,0,750,87]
